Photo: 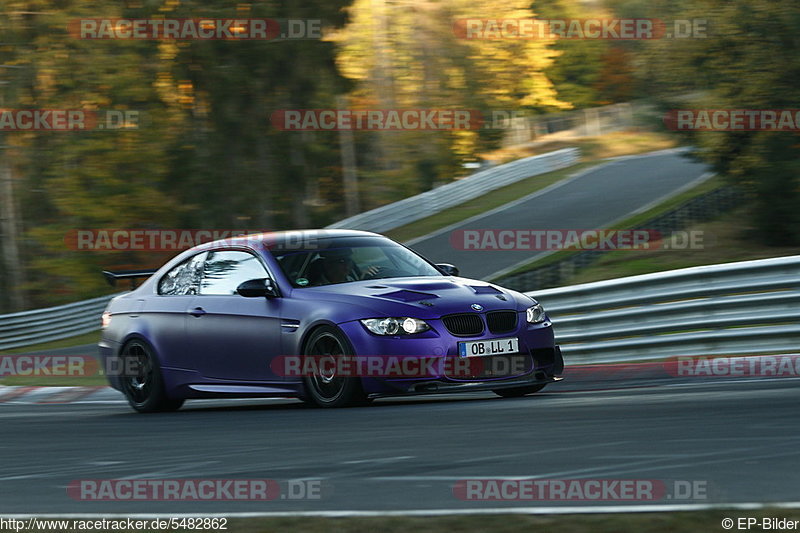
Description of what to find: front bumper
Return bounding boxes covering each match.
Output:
[337,319,562,395]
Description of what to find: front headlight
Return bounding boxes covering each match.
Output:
[526,304,545,323]
[361,317,431,335]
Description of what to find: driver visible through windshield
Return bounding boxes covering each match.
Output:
[269,236,443,287]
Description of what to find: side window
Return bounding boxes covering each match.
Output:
[199,250,269,296]
[158,252,206,295]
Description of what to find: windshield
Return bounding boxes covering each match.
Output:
[269,236,442,287]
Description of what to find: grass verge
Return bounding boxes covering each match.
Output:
[566,206,800,285]
[0,330,99,356]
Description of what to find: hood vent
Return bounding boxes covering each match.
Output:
[378,290,438,302]
[470,285,502,295]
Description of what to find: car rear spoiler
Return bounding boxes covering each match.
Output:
[102,269,158,290]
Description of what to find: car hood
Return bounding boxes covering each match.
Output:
[291,276,533,320]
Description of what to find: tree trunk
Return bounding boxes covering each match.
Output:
[0,148,27,311]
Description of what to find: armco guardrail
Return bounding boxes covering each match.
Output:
[327,147,579,233]
[527,255,800,364]
[3,256,798,359]
[0,294,116,351]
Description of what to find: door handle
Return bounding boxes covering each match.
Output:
[189,307,206,317]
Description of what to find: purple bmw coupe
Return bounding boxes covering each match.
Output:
[99,230,563,412]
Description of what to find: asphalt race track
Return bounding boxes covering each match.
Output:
[2,373,799,514]
[408,149,711,279]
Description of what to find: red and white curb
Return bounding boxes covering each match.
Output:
[0,385,123,405]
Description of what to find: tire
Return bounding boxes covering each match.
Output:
[302,326,367,408]
[492,383,547,398]
[119,339,184,413]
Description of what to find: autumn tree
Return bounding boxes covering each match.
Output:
[630,0,800,245]
[331,0,568,207]
[534,0,610,108]
[1,0,352,309]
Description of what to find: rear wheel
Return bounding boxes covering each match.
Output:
[492,383,547,398]
[119,340,184,413]
[302,326,367,408]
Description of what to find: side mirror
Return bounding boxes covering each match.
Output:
[237,278,280,298]
[435,263,459,277]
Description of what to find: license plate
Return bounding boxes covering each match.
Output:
[458,337,519,358]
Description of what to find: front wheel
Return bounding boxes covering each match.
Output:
[302,326,367,408]
[492,383,547,398]
[119,339,184,413]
